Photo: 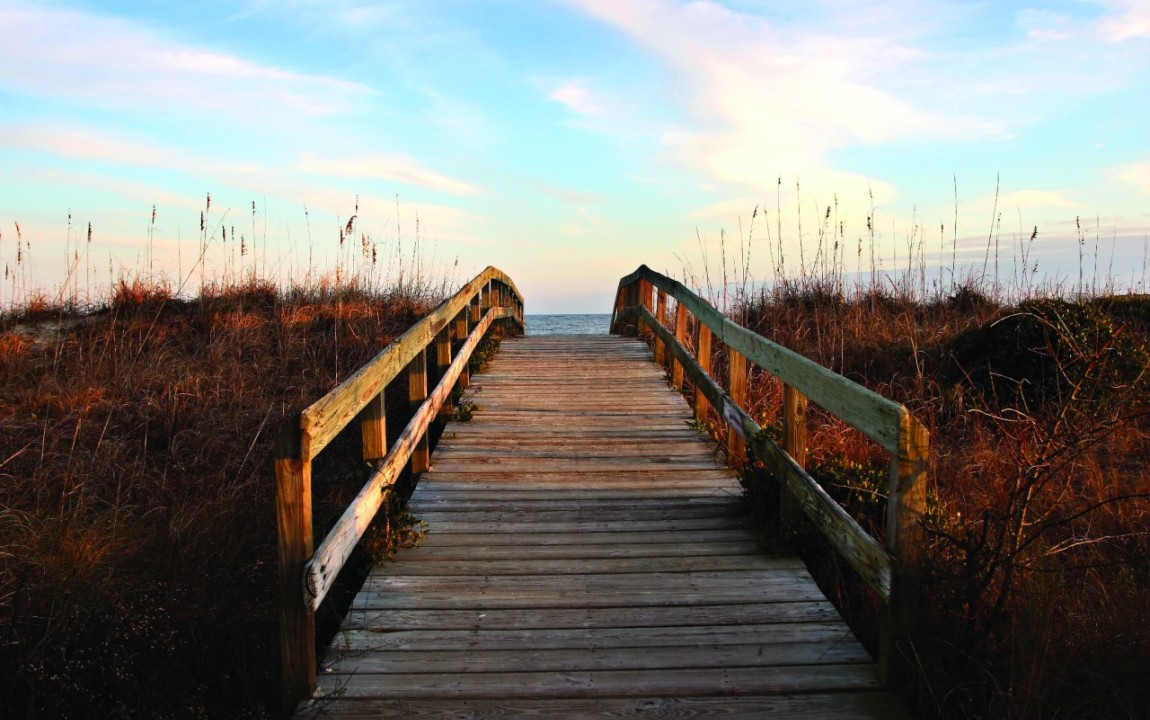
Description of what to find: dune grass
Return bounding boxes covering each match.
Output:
[666,205,1150,718]
[0,269,453,718]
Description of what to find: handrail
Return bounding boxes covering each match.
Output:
[274,266,523,714]
[610,264,927,686]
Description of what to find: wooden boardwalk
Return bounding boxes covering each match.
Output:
[300,335,908,718]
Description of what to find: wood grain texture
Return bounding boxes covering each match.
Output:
[296,335,907,719]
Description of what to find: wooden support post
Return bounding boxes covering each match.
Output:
[727,348,747,464]
[694,323,713,425]
[436,326,452,419]
[637,279,654,338]
[274,419,315,714]
[781,384,808,535]
[408,349,429,474]
[672,302,688,389]
[470,293,481,324]
[654,290,668,367]
[454,313,470,389]
[880,412,929,686]
[358,393,387,461]
[612,288,626,334]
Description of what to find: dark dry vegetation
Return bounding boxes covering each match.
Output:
[0,275,455,718]
[3,254,1148,719]
[687,281,1150,719]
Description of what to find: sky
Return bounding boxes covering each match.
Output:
[1,0,1148,313]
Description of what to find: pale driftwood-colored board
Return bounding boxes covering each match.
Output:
[396,541,761,560]
[320,641,872,674]
[298,335,907,719]
[333,620,857,651]
[416,528,755,546]
[315,663,882,699]
[342,602,845,632]
[299,693,909,719]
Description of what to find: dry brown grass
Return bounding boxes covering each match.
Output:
[0,273,447,718]
[710,280,1150,719]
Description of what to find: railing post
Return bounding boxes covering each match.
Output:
[727,348,747,464]
[274,418,315,714]
[694,323,712,425]
[654,290,668,367]
[359,393,387,461]
[436,325,452,419]
[454,311,471,389]
[880,412,928,685]
[637,278,653,337]
[672,302,688,389]
[408,348,429,474]
[470,293,481,324]
[782,384,808,535]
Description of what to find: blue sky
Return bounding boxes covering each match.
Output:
[1,0,1148,312]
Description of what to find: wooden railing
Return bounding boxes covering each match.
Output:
[610,265,927,686]
[274,267,523,713]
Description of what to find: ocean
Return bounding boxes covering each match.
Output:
[524,314,613,335]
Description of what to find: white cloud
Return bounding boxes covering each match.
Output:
[561,0,1000,199]
[299,154,480,196]
[998,189,1080,209]
[0,124,261,176]
[1018,9,1075,41]
[0,1,372,120]
[1095,0,1150,40]
[548,80,605,117]
[1115,160,1150,195]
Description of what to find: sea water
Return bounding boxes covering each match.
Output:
[524,314,612,335]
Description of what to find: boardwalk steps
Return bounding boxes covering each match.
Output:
[298,335,909,718]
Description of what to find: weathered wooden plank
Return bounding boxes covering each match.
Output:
[297,692,909,719]
[365,556,798,577]
[351,586,828,610]
[321,641,872,674]
[413,517,748,533]
[416,528,757,546]
[342,601,844,632]
[426,459,724,473]
[414,486,741,501]
[409,496,742,511]
[316,663,882,699]
[332,620,857,652]
[394,540,762,560]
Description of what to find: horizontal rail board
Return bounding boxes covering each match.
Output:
[302,307,500,611]
[617,266,903,452]
[299,268,521,460]
[633,304,894,600]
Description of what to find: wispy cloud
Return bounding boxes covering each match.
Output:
[1095,0,1150,40]
[0,124,261,176]
[0,0,372,119]
[1115,160,1150,196]
[998,189,1081,209]
[548,80,605,117]
[299,154,480,196]
[561,0,1000,201]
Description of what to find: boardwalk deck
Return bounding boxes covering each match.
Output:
[299,335,909,719]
